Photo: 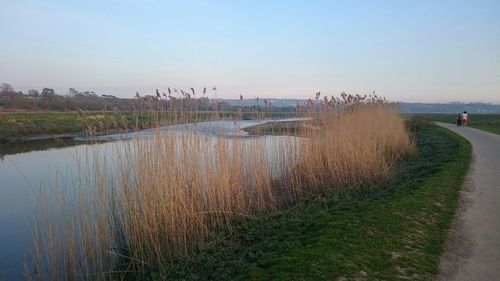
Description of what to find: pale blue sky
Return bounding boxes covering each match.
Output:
[1,0,499,102]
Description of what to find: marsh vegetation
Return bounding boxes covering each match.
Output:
[25,94,414,280]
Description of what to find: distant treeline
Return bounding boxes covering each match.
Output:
[3,83,499,113]
[0,83,136,111]
[0,83,295,112]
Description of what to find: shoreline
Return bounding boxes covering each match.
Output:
[243,119,317,136]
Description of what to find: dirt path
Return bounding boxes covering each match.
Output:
[436,122,500,281]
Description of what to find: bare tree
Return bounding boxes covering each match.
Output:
[41,88,56,97]
[68,88,80,96]
[0,83,14,94]
[28,89,40,97]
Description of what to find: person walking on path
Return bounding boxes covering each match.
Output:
[457,112,463,126]
[461,111,469,126]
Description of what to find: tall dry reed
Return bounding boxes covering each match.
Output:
[27,95,414,280]
[287,104,414,200]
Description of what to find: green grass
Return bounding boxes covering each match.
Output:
[0,111,140,142]
[0,111,84,141]
[151,124,471,280]
[420,113,500,135]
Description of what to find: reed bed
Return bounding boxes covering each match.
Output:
[287,104,414,199]
[27,95,414,280]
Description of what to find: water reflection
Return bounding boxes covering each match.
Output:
[0,138,83,159]
[0,118,302,280]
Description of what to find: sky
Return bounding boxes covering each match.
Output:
[1,0,499,102]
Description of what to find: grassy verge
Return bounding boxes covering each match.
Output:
[420,113,500,135]
[155,124,471,280]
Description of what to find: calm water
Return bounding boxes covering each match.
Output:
[0,119,300,280]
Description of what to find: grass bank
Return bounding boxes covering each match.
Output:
[157,124,471,280]
[0,111,296,142]
[0,111,134,141]
[420,113,500,135]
